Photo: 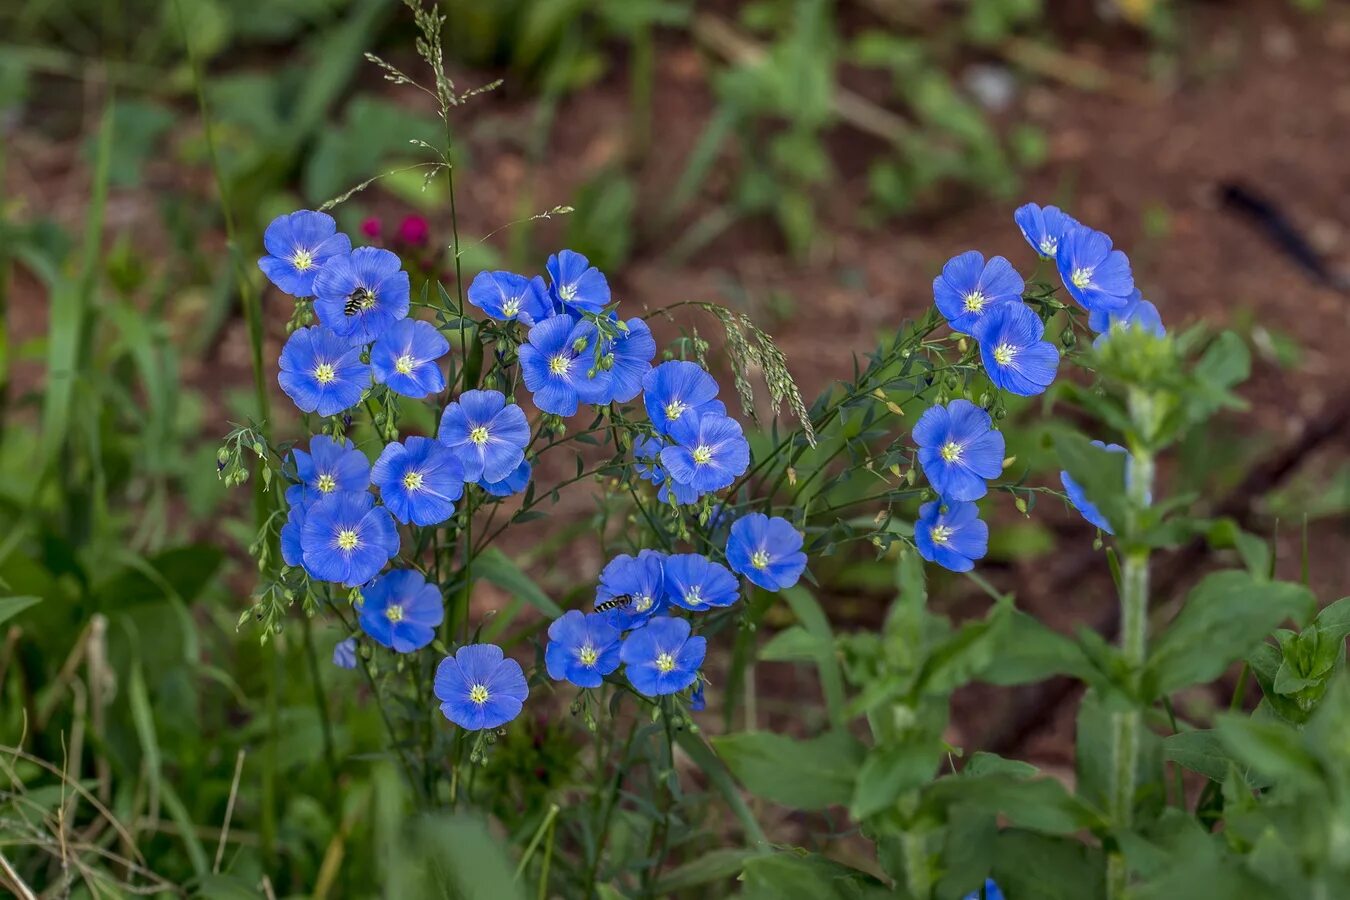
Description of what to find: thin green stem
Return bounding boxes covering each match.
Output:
[300,613,338,779]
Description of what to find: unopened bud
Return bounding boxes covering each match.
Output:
[1015,497,1028,515]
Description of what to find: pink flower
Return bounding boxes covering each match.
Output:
[397,214,429,247]
[360,217,382,240]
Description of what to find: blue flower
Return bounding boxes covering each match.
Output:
[606,318,656,403]
[663,554,739,611]
[518,315,614,416]
[281,500,306,568]
[372,437,465,526]
[933,251,1025,335]
[914,500,988,573]
[435,644,528,730]
[596,550,668,629]
[642,361,725,436]
[634,436,701,505]
[437,389,531,483]
[912,400,1006,502]
[620,617,706,697]
[278,326,371,417]
[1088,290,1165,348]
[466,271,552,325]
[258,210,351,298]
[661,412,751,495]
[286,435,370,510]
[370,319,448,398]
[726,513,808,591]
[479,458,532,497]
[1055,226,1134,312]
[300,491,399,586]
[1060,440,1128,535]
[963,879,1005,900]
[690,678,706,711]
[1014,203,1079,259]
[547,249,610,314]
[313,246,411,346]
[332,637,358,669]
[358,569,444,653]
[545,611,622,688]
[971,303,1060,397]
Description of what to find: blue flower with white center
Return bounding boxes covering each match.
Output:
[466,270,552,325]
[280,500,306,569]
[313,246,411,346]
[357,569,444,653]
[660,412,751,495]
[1059,440,1129,535]
[370,319,449,399]
[963,879,1005,900]
[726,513,808,591]
[545,611,622,688]
[518,315,615,416]
[914,500,988,573]
[932,251,1025,335]
[1055,225,1134,313]
[597,550,668,629]
[1014,203,1079,259]
[286,435,370,510]
[606,317,657,403]
[642,360,726,436]
[912,400,1006,502]
[372,437,465,527]
[435,643,529,731]
[437,389,531,483]
[663,554,739,611]
[546,249,610,314]
[620,617,706,697]
[300,491,400,586]
[971,303,1060,397]
[332,637,357,669]
[1088,290,1165,348]
[278,325,371,417]
[634,436,701,505]
[258,210,352,298]
[479,458,532,497]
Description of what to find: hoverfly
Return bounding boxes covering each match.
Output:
[344,287,375,317]
[594,594,634,614]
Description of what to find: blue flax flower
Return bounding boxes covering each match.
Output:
[912,400,1006,502]
[370,319,448,398]
[634,436,701,505]
[596,550,668,629]
[479,458,532,497]
[971,303,1060,397]
[1055,226,1134,312]
[642,361,725,436]
[663,554,739,611]
[313,247,411,346]
[545,611,622,688]
[933,251,1025,335]
[1060,440,1128,535]
[690,678,706,711]
[258,210,351,298]
[286,435,370,509]
[915,500,988,573]
[332,637,357,669]
[437,389,531,483]
[661,412,750,495]
[466,271,552,325]
[358,569,444,653]
[300,492,399,586]
[281,500,306,568]
[1088,290,1165,347]
[963,879,1005,900]
[606,318,656,403]
[1014,203,1079,259]
[546,249,610,314]
[621,617,706,697]
[435,644,528,730]
[278,325,370,417]
[518,315,614,416]
[372,437,465,527]
[726,514,808,591]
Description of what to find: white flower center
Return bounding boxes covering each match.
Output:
[549,355,570,376]
[751,550,770,570]
[402,470,424,491]
[992,342,1018,366]
[940,441,963,463]
[317,473,337,492]
[292,249,314,271]
[337,528,360,551]
[963,291,986,313]
[313,363,336,384]
[930,524,953,546]
[470,426,490,446]
[502,298,521,317]
[1070,267,1093,289]
[692,445,713,465]
[385,604,404,623]
[395,354,415,375]
[469,684,490,704]
[578,645,598,666]
[656,653,676,673]
[665,400,689,421]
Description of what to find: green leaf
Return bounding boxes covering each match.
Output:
[739,852,891,900]
[1205,518,1271,578]
[759,625,823,662]
[675,731,769,847]
[1054,432,1128,537]
[850,739,941,819]
[915,600,1011,695]
[964,751,1039,779]
[991,830,1106,900]
[0,595,40,626]
[782,586,847,728]
[712,730,864,811]
[1163,730,1270,788]
[473,548,563,618]
[1215,715,1322,790]
[1145,572,1316,697]
[979,611,1093,685]
[654,849,759,894]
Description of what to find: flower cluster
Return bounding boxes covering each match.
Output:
[915,203,1167,572]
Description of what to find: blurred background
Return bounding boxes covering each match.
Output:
[1,0,1347,892]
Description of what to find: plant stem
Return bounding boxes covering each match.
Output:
[301,612,338,779]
